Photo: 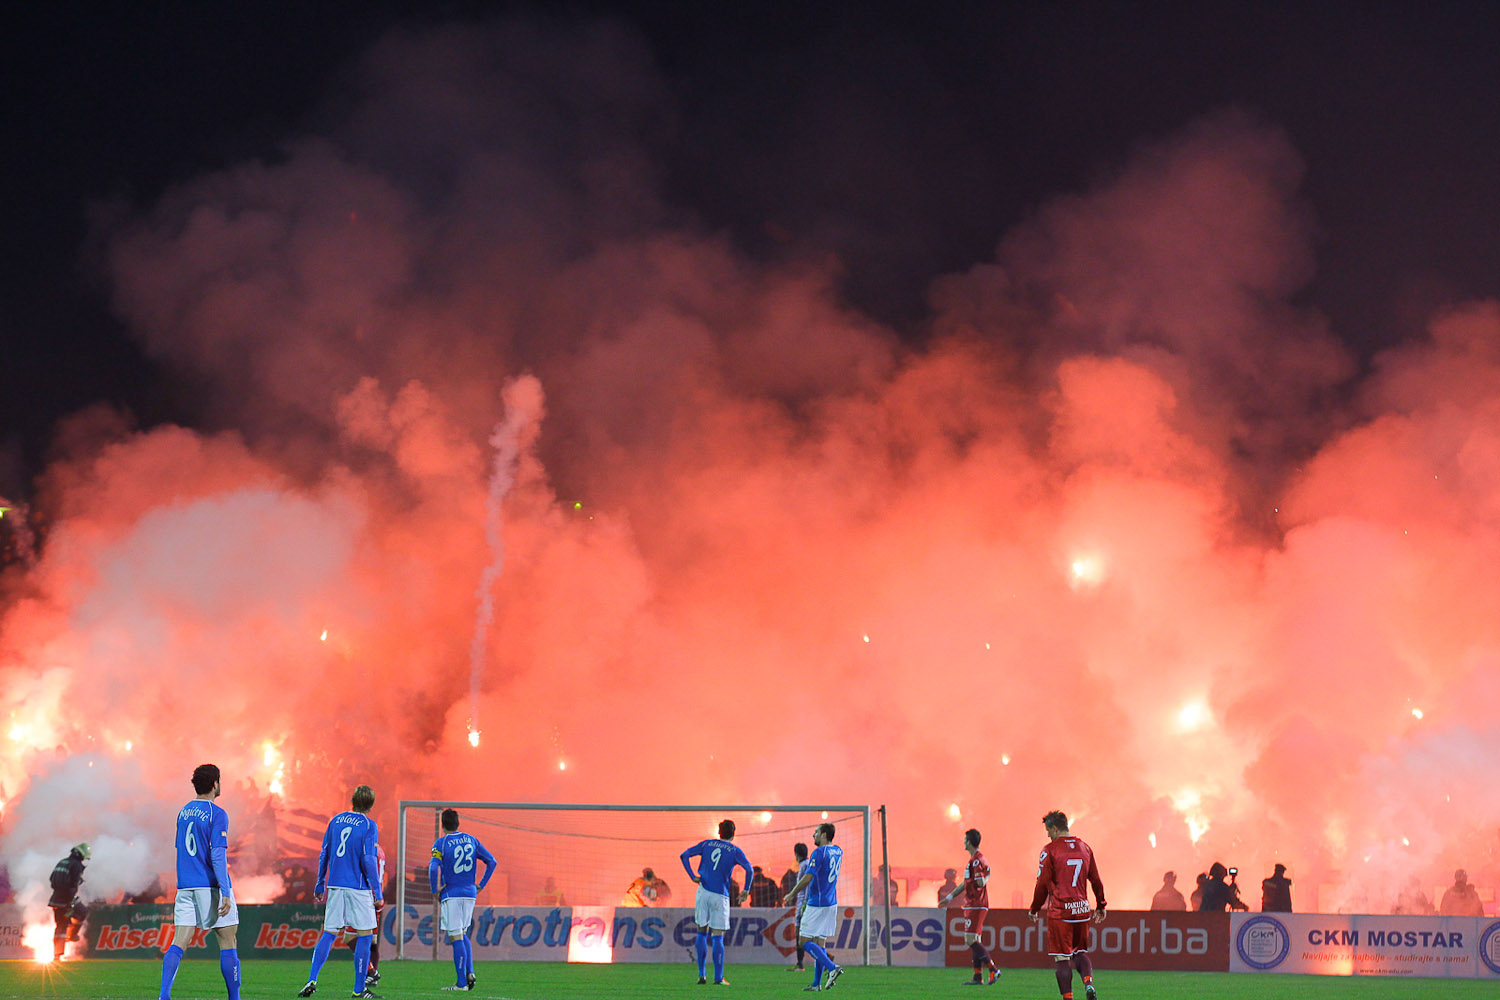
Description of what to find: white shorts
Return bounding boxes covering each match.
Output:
[173,887,239,929]
[440,896,476,937]
[323,886,377,932]
[694,886,730,931]
[801,904,836,940]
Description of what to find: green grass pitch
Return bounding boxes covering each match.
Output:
[2,960,1497,999]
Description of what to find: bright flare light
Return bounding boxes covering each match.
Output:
[1411,707,1424,719]
[947,803,962,821]
[558,759,567,771]
[23,923,55,963]
[468,730,481,748]
[1068,554,1106,589]
[1148,832,1157,848]
[759,811,773,824]
[1175,700,1211,733]
[319,629,329,642]
[1172,788,1211,843]
[1000,754,1011,765]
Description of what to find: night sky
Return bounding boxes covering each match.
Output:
[4,0,1498,489]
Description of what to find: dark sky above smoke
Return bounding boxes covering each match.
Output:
[3,1,1500,911]
[3,0,1499,482]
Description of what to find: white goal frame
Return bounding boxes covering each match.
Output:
[396,801,873,964]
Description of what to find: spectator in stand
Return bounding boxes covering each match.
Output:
[1150,871,1186,910]
[48,844,91,961]
[728,876,743,907]
[125,875,169,905]
[536,876,567,906]
[1189,872,1207,910]
[276,862,316,904]
[1393,876,1436,915]
[1260,864,1292,912]
[1197,863,1248,912]
[0,864,13,904]
[624,867,673,907]
[937,868,959,907]
[749,866,781,906]
[872,864,899,907]
[1439,869,1484,916]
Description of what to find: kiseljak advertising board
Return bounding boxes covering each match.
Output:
[1230,912,1500,978]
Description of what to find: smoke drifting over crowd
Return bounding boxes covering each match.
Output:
[3,16,1498,913]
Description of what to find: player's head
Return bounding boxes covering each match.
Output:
[441,808,460,831]
[718,819,736,840]
[794,842,808,862]
[352,785,375,813]
[814,822,836,845]
[964,828,981,852]
[1042,810,1069,836]
[191,763,221,797]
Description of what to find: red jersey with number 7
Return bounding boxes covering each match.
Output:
[1029,835,1106,921]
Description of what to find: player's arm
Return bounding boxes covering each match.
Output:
[210,812,234,914]
[784,852,815,905]
[941,867,985,907]
[735,847,754,899]
[1027,851,1053,919]
[679,843,702,884]
[474,840,498,893]
[359,827,383,905]
[315,824,332,899]
[429,839,443,895]
[1087,853,1107,923]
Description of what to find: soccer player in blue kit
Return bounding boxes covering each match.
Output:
[783,823,844,991]
[299,785,383,999]
[429,808,496,991]
[680,819,754,986]
[159,764,239,1000]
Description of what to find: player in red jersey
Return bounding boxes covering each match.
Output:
[939,828,1000,985]
[1027,811,1105,1000]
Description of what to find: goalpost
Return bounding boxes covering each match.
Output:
[396,802,873,964]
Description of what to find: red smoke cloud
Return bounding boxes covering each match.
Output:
[3,19,1498,916]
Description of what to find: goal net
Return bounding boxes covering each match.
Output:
[396,802,872,962]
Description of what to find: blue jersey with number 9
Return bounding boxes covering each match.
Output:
[431,832,496,899]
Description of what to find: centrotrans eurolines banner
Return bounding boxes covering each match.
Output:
[1231,913,1500,978]
[447,906,945,966]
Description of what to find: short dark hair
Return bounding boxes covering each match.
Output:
[191,764,220,795]
[965,828,981,848]
[816,822,836,842]
[441,808,459,831]
[1042,810,1069,832]
[352,785,375,812]
[794,842,808,861]
[719,819,736,840]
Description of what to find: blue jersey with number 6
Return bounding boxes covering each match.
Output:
[430,832,496,899]
[175,799,231,889]
[317,811,381,894]
[680,838,752,898]
[805,843,843,907]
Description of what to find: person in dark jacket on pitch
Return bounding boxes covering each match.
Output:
[48,844,91,961]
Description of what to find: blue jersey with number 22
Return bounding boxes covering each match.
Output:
[805,843,843,907]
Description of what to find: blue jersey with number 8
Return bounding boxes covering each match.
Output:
[317,811,381,894]
[430,832,496,899]
[805,844,843,907]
